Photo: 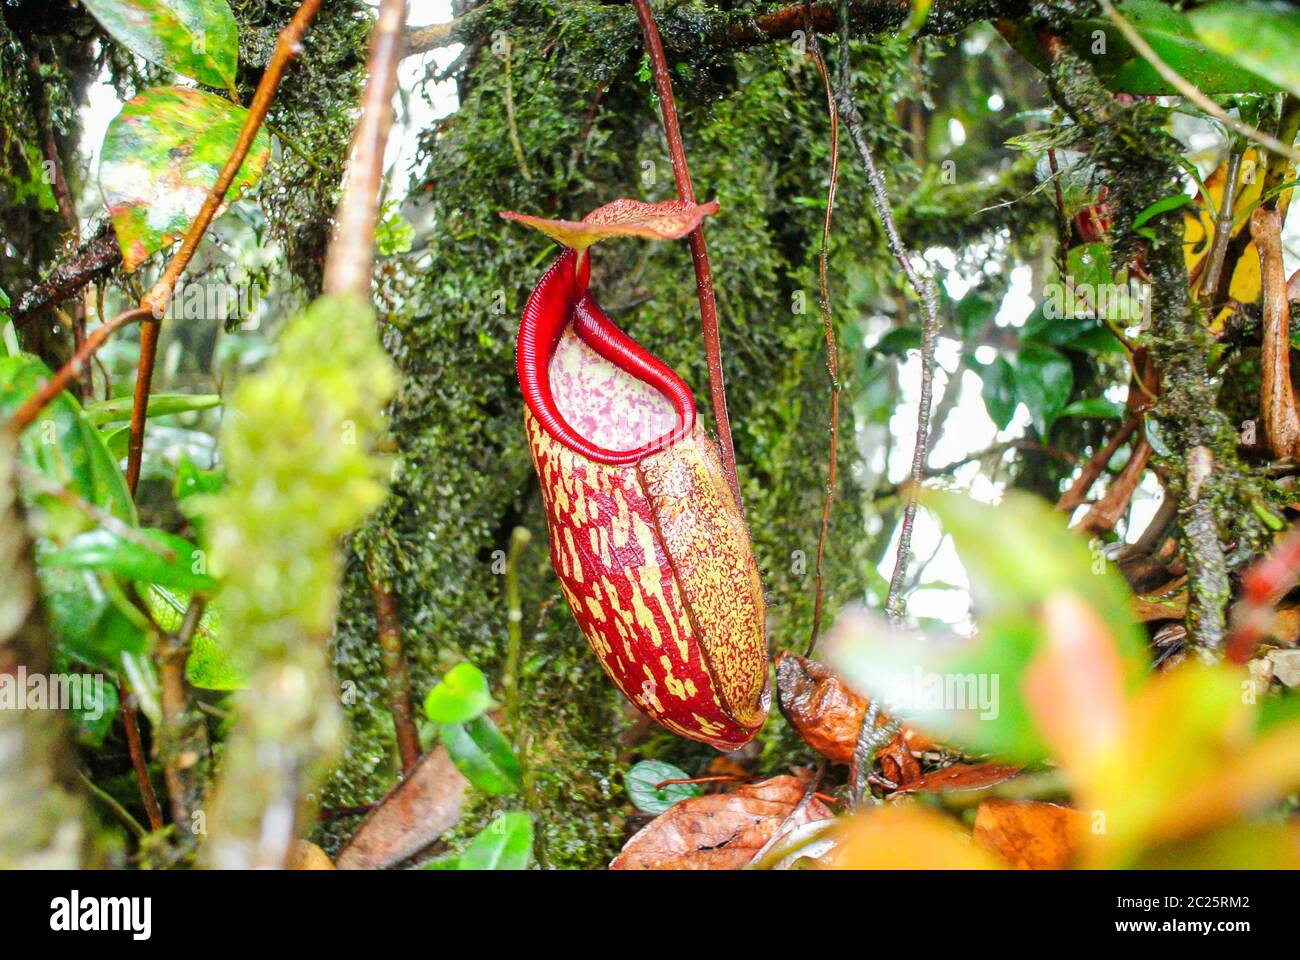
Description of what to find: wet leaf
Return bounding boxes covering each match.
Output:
[99,86,271,271]
[42,527,216,592]
[423,662,493,724]
[977,355,1017,430]
[336,746,467,870]
[457,812,533,870]
[611,776,833,870]
[82,0,239,91]
[972,800,1084,869]
[775,652,868,764]
[826,805,1001,870]
[440,715,522,796]
[1190,1,1300,100]
[500,198,719,251]
[891,762,1022,795]
[625,760,700,814]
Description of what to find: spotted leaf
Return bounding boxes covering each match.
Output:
[500,198,719,251]
[99,86,270,272]
[82,0,239,91]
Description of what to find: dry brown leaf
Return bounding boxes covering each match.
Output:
[1131,583,1188,622]
[825,805,1002,870]
[288,840,335,870]
[335,746,467,870]
[775,653,933,772]
[500,198,719,251]
[610,775,833,870]
[890,762,1021,795]
[972,800,1083,869]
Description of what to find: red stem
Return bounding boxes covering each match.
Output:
[806,26,841,658]
[630,0,741,508]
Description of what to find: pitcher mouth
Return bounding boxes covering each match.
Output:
[517,249,696,466]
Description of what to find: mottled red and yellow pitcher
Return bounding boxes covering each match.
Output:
[512,222,770,749]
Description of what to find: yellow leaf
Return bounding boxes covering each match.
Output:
[824,805,1002,870]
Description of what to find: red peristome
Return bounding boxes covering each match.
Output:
[517,251,769,749]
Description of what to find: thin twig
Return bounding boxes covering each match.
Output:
[5,306,152,434]
[126,0,327,492]
[77,771,146,840]
[1056,416,1139,513]
[323,0,410,299]
[159,596,211,838]
[502,526,531,746]
[836,21,940,624]
[1199,141,1245,305]
[1099,0,1300,165]
[631,0,742,509]
[502,40,532,181]
[119,678,164,833]
[804,17,841,658]
[367,552,419,775]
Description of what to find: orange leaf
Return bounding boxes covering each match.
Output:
[775,652,933,774]
[610,775,833,870]
[1023,591,1127,776]
[972,800,1084,869]
[500,198,719,251]
[891,762,1021,795]
[825,806,1002,870]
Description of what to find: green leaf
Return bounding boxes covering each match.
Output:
[440,715,523,796]
[625,760,700,814]
[83,392,221,425]
[81,0,239,91]
[144,585,243,690]
[1191,1,1300,100]
[99,86,271,272]
[456,812,533,870]
[1060,396,1125,420]
[1000,0,1279,95]
[43,527,216,592]
[38,567,148,669]
[978,355,1018,430]
[1132,194,1193,239]
[874,327,922,356]
[0,355,135,526]
[423,662,494,724]
[66,674,119,746]
[1015,344,1073,436]
[829,491,1149,763]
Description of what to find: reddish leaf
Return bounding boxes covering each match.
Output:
[610,775,833,870]
[972,800,1084,869]
[500,198,719,250]
[890,762,1021,795]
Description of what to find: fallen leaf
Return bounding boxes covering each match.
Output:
[500,198,719,251]
[890,762,1022,795]
[1270,648,1300,687]
[775,652,868,764]
[610,775,832,870]
[335,746,467,870]
[775,652,932,771]
[288,840,335,870]
[972,800,1083,869]
[825,805,1002,870]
